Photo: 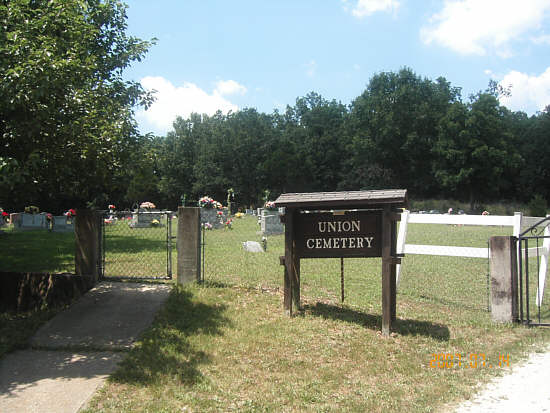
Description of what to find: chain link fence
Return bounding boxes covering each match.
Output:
[200,212,512,314]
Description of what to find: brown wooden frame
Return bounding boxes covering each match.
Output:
[275,189,408,336]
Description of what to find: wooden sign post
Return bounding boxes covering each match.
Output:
[275,189,407,336]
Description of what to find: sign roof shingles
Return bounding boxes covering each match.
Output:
[274,189,408,209]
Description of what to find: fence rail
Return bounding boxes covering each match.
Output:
[396,211,549,307]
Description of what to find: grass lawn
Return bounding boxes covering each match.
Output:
[2,215,549,412]
[0,228,75,273]
[84,215,549,412]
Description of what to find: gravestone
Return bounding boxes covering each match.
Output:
[129,209,162,228]
[200,208,224,229]
[242,241,264,253]
[52,216,74,232]
[261,209,284,235]
[14,213,48,231]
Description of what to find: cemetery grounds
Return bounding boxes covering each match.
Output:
[1,215,550,412]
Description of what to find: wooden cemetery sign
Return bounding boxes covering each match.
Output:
[274,189,408,336]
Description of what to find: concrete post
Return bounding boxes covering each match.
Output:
[75,209,99,285]
[177,207,201,285]
[489,236,518,322]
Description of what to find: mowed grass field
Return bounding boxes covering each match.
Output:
[2,215,550,412]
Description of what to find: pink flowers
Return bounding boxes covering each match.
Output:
[140,201,156,209]
[199,196,222,209]
[264,201,277,210]
[65,209,76,217]
[108,204,116,210]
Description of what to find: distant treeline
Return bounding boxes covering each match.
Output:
[4,68,550,214]
[124,67,549,212]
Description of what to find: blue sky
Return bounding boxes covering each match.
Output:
[123,0,550,135]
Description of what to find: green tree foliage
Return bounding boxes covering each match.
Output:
[516,106,550,203]
[347,68,461,197]
[433,92,522,210]
[152,73,546,211]
[0,0,154,212]
[284,92,349,192]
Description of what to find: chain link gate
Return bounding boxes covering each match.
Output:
[518,216,550,326]
[99,210,175,280]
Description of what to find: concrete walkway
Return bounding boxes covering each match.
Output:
[0,281,171,413]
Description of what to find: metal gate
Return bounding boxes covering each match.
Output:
[99,210,175,280]
[518,216,550,326]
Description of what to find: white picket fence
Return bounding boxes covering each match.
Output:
[396,211,549,307]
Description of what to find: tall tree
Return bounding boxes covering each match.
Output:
[348,68,460,196]
[433,92,522,210]
[0,0,154,212]
[516,106,550,203]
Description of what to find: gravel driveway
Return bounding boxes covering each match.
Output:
[450,346,550,412]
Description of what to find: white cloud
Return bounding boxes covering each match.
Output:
[498,68,550,114]
[136,76,244,135]
[214,79,247,96]
[421,0,550,56]
[349,0,400,18]
[532,34,550,45]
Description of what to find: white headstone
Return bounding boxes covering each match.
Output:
[242,241,264,253]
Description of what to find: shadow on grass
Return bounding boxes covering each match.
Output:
[104,234,166,254]
[304,302,450,341]
[110,285,230,386]
[0,231,75,273]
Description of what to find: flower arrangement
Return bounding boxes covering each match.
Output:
[202,222,213,230]
[199,196,222,209]
[108,204,116,210]
[235,212,244,219]
[482,210,490,216]
[264,201,277,210]
[24,205,40,214]
[217,210,223,216]
[1,210,8,223]
[140,201,156,209]
[225,218,233,230]
[151,219,160,227]
[64,209,76,217]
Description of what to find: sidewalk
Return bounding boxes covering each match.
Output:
[0,281,171,413]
